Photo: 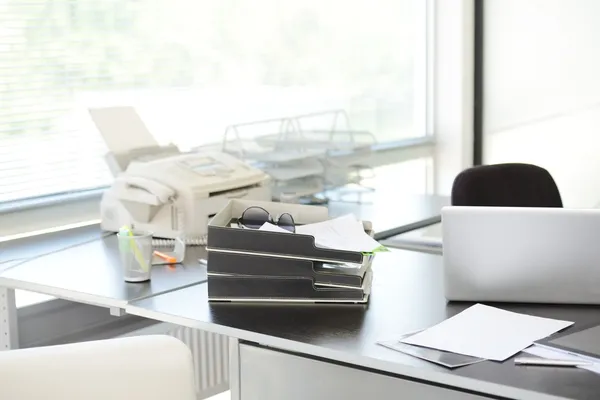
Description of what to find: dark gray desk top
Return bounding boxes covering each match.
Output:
[0,226,207,308]
[328,194,448,240]
[0,193,444,302]
[0,193,445,308]
[0,224,103,267]
[128,250,600,400]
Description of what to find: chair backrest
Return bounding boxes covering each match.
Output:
[0,335,197,400]
[451,163,563,207]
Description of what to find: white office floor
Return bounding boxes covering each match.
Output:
[206,391,231,400]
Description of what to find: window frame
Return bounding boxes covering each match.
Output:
[472,0,484,166]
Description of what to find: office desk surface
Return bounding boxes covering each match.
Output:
[328,194,448,240]
[382,222,443,254]
[128,250,600,400]
[0,227,207,309]
[0,224,104,268]
[0,194,445,309]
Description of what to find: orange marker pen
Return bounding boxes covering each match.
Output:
[153,250,177,264]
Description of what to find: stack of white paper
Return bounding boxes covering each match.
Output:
[400,304,574,361]
[258,222,293,234]
[259,214,384,253]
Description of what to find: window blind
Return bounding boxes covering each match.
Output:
[0,0,200,203]
[0,0,424,205]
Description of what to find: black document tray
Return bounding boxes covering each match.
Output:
[207,199,374,265]
[207,273,371,303]
[207,251,371,288]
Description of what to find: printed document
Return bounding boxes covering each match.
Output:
[259,214,385,253]
[295,214,384,253]
[258,222,292,234]
[400,304,573,361]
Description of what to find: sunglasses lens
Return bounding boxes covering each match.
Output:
[240,207,270,229]
[277,213,295,232]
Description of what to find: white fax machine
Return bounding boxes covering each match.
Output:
[90,106,271,239]
[101,151,271,239]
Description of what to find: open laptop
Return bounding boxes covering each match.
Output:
[442,206,600,304]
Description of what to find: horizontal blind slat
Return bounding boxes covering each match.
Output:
[0,0,213,203]
[2,0,414,204]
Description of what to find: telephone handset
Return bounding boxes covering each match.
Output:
[114,176,176,205]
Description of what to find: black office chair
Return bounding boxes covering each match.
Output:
[451,163,563,207]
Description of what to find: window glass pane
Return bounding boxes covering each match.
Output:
[1,0,426,204]
[483,0,600,207]
[362,157,433,195]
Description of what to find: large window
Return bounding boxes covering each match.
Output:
[0,0,430,206]
[482,0,600,207]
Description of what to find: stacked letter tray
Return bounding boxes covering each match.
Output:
[206,199,375,303]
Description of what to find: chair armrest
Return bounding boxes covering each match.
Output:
[0,335,197,400]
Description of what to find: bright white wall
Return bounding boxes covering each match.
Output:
[484,0,600,207]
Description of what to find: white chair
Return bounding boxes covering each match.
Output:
[0,335,197,400]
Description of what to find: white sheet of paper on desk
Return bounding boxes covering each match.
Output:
[295,214,382,253]
[522,345,600,375]
[400,304,574,361]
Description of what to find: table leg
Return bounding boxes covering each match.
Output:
[229,337,241,400]
[0,287,18,350]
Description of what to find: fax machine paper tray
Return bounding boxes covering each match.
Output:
[207,251,371,288]
[207,199,373,265]
[207,275,371,303]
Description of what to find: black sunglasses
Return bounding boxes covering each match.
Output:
[238,206,295,233]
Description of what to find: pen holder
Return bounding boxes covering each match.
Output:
[117,230,153,282]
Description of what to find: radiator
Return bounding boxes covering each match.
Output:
[168,326,230,399]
